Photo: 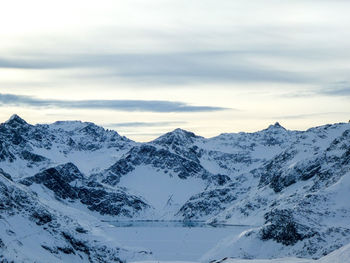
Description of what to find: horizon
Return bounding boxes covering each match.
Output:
[2,113,349,142]
[1,1,350,141]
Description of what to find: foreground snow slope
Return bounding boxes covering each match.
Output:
[132,243,350,263]
[1,114,350,260]
[208,242,350,263]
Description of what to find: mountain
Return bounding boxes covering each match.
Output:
[0,114,350,261]
[0,114,133,179]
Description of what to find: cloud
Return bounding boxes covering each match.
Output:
[104,121,186,128]
[0,51,313,84]
[272,112,348,120]
[318,81,350,96]
[0,93,228,113]
[1,1,350,88]
[281,81,350,98]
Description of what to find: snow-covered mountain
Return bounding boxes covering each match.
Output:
[1,114,350,262]
[0,114,133,179]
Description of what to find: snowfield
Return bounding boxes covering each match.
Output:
[1,114,350,262]
[131,242,350,263]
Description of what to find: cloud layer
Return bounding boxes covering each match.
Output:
[0,51,315,84]
[0,93,228,113]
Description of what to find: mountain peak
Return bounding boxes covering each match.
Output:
[172,128,196,136]
[266,122,285,130]
[152,128,199,146]
[161,128,199,141]
[5,114,29,126]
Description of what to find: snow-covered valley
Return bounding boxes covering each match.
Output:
[1,114,350,262]
[106,221,249,261]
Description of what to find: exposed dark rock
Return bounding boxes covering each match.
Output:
[257,149,298,192]
[0,179,31,211]
[299,163,322,181]
[57,246,75,254]
[41,245,58,254]
[0,168,12,181]
[31,209,53,225]
[20,163,150,217]
[102,159,134,185]
[21,150,47,163]
[54,162,85,182]
[260,209,317,246]
[75,227,88,234]
[20,164,81,199]
[0,142,15,162]
[178,187,237,219]
[0,238,4,248]
[61,232,90,255]
[78,186,149,217]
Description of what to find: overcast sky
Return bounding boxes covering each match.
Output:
[1,0,349,141]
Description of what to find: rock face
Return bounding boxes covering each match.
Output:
[20,162,83,199]
[1,115,350,260]
[177,186,238,220]
[260,209,317,246]
[20,163,150,218]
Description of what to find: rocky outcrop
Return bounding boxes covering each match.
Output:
[260,209,317,246]
[20,163,150,217]
[177,187,237,220]
[78,185,148,217]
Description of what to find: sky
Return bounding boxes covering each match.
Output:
[0,0,349,141]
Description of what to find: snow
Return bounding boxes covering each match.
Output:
[118,165,206,218]
[318,242,350,263]
[34,147,126,175]
[0,214,75,263]
[202,242,350,263]
[131,261,197,263]
[130,243,350,263]
[108,223,249,261]
[210,259,314,263]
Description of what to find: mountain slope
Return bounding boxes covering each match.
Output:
[1,115,350,260]
[0,170,149,263]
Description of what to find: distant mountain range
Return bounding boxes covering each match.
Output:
[1,114,350,262]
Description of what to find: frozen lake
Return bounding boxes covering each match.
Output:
[107,221,250,261]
